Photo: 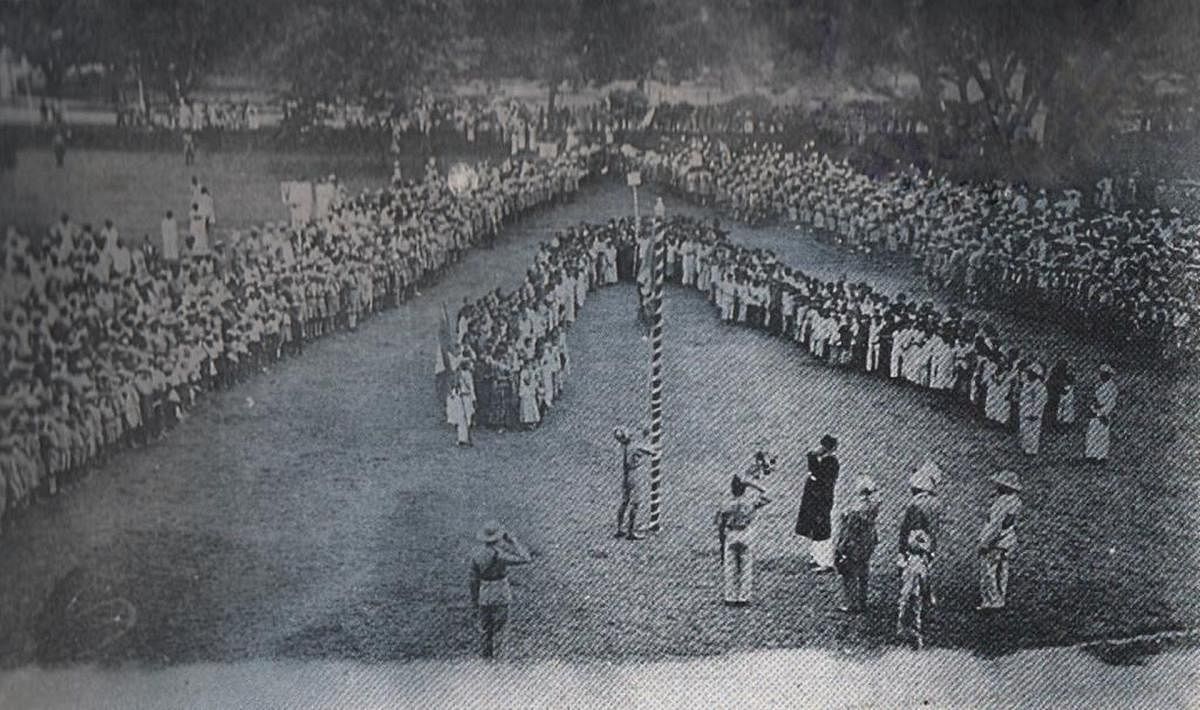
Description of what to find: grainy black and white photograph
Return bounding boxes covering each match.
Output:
[0,0,1198,707]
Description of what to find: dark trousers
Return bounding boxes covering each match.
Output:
[840,565,869,611]
[616,485,639,533]
[478,604,509,659]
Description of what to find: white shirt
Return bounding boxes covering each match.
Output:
[198,193,215,223]
[189,210,209,252]
[161,217,180,261]
[110,246,132,277]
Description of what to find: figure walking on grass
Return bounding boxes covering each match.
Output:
[52,129,67,167]
[1084,364,1118,464]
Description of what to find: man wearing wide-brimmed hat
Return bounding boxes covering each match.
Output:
[835,476,880,613]
[976,470,1023,611]
[468,521,532,659]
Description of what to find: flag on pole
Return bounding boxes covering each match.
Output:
[440,301,456,348]
[435,302,457,406]
[638,105,657,131]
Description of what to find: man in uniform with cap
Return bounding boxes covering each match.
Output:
[977,470,1022,611]
[1018,363,1048,455]
[468,521,533,659]
[796,434,840,572]
[1084,364,1118,463]
[834,475,880,613]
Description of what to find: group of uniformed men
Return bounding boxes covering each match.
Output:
[708,438,1024,651]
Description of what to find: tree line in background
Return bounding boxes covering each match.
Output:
[2,0,1198,165]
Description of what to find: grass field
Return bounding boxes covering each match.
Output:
[0,149,1197,667]
[0,142,501,241]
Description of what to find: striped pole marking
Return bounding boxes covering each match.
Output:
[646,219,666,531]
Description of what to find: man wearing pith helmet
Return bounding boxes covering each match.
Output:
[976,470,1023,612]
[468,521,532,659]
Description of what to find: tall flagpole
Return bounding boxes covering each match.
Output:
[645,216,665,531]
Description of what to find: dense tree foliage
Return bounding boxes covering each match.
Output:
[3,0,1197,160]
[2,0,273,100]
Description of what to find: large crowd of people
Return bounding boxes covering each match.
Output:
[631,216,1118,461]
[441,216,648,438]
[0,145,596,527]
[627,139,1200,356]
[441,212,1122,467]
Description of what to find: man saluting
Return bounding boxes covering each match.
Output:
[796,434,840,573]
[469,521,533,659]
[614,426,654,540]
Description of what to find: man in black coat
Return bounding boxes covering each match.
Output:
[796,434,840,573]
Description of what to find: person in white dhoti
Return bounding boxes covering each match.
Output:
[602,240,618,285]
[160,211,180,263]
[446,377,474,447]
[518,367,540,427]
[1018,364,1047,455]
[198,187,216,230]
[188,203,209,254]
[1084,364,1118,463]
[984,357,1013,426]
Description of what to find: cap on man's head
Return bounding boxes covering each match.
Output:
[909,460,943,492]
[476,521,505,543]
[820,434,838,450]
